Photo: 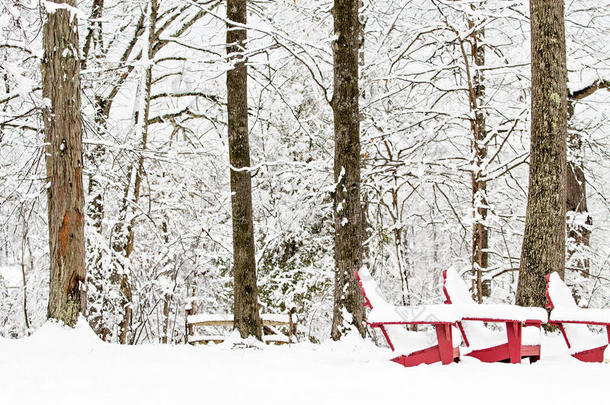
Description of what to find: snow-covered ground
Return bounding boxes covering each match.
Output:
[1,319,608,405]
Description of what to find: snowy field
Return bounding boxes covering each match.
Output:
[1,320,608,405]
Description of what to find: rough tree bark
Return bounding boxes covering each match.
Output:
[330,0,366,340]
[516,0,568,305]
[42,0,87,326]
[227,0,262,340]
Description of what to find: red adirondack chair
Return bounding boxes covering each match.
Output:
[546,272,610,362]
[442,268,547,363]
[355,268,461,367]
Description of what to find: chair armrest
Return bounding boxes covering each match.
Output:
[457,304,548,323]
[368,304,460,325]
[550,307,610,325]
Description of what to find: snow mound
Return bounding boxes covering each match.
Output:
[315,330,390,360]
[24,316,103,349]
[218,329,267,350]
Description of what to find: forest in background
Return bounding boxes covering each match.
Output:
[1,0,609,344]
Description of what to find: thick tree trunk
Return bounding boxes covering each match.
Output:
[516,0,568,305]
[227,0,262,340]
[330,0,366,340]
[42,0,87,326]
[468,11,490,303]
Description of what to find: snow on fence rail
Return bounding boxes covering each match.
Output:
[185,309,297,345]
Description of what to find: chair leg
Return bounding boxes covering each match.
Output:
[558,324,571,349]
[573,345,606,363]
[378,325,395,351]
[456,322,469,347]
[505,321,522,364]
[435,324,454,365]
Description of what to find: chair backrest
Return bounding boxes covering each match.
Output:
[356,268,435,352]
[355,267,392,311]
[442,268,491,348]
[442,268,475,305]
[546,272,578,310]
[546,271,599,351]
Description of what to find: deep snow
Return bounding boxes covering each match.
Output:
[1,319,609,405]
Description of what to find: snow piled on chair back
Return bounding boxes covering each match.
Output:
[357,267,394,311]
[547,272,603,353]
[357,268,437,354]
[443,268,498,350]
[547,272,578,308]
[443,268,475,305]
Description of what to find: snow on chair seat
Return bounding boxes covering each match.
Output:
[356,268,461,367]
[442,268,547,363]
[546,272,610,362]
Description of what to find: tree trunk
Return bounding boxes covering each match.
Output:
[330,0,366,340]
[161,218,172,344]
[111,0,158,344]
[80,0,111,339]
[42,0,87,326]
[82,0,106,238]
[516,0,568,305]
[81,0,104,71]
[565,120,591,275]
[563,79,609,276]
[86,97,111,340]
[468,8,490,303]
[227,0,262,340]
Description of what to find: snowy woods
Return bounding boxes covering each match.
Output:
[1,0,610,344]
